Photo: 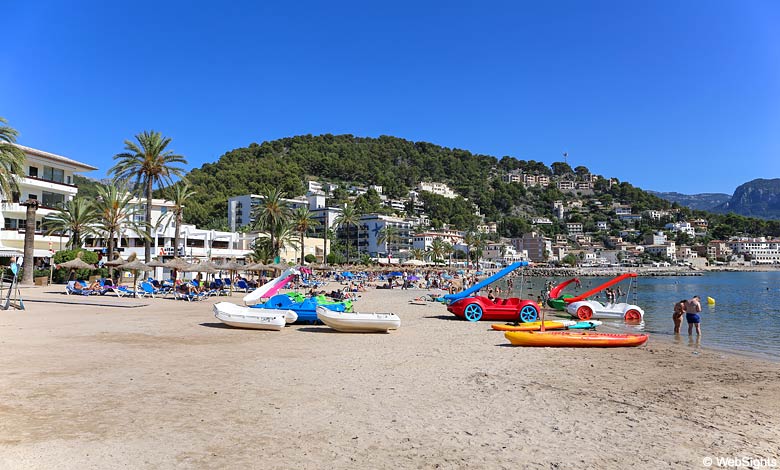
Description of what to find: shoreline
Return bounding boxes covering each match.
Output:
[1,286,779,468]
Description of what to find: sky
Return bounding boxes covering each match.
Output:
[3,0,779,194]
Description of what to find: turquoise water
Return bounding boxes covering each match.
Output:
[512,272,780,360]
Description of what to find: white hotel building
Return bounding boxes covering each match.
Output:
[727,238,780,264]
[0,144,97,259]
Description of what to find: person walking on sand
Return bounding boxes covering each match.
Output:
[686,295,702,335]
[673,299,686,334]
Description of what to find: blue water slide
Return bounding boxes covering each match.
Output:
[441,261,529,304]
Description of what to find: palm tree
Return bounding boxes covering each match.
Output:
[429,237,447,263]
[409,248,426,261]
[0,117,25,201]
[251,188,291,262]
[292,207,319,265]
[158,180,196,258]
[43,197,97,250]
[334,204,360,263]
[21,199,38,284]
[377,225,401,261]
[255,221,298,261]
[92,182,148,276]
[110,130,187,264]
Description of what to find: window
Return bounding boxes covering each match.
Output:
[43,166,65,183]
[29,167,39,177]
[42,191,65,208]
[28,194,37,200]
[160,207,168,215]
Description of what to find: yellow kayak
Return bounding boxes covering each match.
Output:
[491,320,575,332]
[504,330,649,347]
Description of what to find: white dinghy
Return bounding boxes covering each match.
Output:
[316,306,401,333]
[213,302,297,330]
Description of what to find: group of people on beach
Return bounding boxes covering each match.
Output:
[673,295,702,335]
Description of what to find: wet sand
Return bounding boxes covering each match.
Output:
[1,286,778,469]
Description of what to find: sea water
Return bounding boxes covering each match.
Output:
[512,272,780,360]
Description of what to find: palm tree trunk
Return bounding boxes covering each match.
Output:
[145,179,153,263]
[300,231,305,265]
[107,230,115,279]
[21,200,39,285]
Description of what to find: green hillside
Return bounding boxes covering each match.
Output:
[180,134,670,230]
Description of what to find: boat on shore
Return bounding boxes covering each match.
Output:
[316,306,400,333]
[491,320,575,331]
[504,330,648,347]
[213,302,296,330]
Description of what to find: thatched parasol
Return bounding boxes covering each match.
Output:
[58,257,96,270]
[268,262,291,271]
[119,260,149,297]
[163,258,191,281]
[244,262,269,272]
[146,258,166,268]
[103,258,126,267]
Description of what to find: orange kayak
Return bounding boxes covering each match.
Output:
[504,330,649,347]
[491,320,575,332]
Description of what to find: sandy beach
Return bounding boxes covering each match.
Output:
[1,286,779,469]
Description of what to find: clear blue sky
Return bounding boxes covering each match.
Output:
[3,0,779,194]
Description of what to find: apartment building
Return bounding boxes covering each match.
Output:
[0,144,97,258]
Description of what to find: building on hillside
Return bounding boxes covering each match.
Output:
[531,217,553,225]
[706,240,733,260]
[644,241,677,260]
[664,222,695,238]
[0,144,97,261]
[596,221,609,231]
[644,210,671,221]
[557,180,575,191]
[417,182,457,199]
[502,172,522,184]
[727,237,780,264]
[644,231,667,246]
[354,214,413,258]
[565,222,583,235]
[536,175,550,187]
[614,205,633,216]
[482,242,526,265]
[512,232,552,263]
[227,194,309,231]
[411,229,463,252]
[477,222,498,234]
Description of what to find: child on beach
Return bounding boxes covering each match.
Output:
[673,300,686,334]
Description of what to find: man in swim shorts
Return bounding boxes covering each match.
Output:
[686,295,702,335]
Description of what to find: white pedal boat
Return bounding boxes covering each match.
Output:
[566,300,644,321]
[316,306,400,333]
[214,302,297,330]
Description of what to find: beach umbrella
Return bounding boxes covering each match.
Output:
[119,260,149,297]
[408,275,420,282]
[268,262,290,271]
[58,257,96,270]
[103,257,126,267]
[389,271,403,277]
[146,259,166,268]
[216,259,244,294]
[163,258,191,281]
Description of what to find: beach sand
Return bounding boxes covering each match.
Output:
[1,286,778,469]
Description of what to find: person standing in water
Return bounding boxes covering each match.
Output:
[686,295,703,335]
[673,299,686,334]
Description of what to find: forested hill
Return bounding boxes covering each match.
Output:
[181,134,556,226]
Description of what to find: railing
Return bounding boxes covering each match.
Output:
[23,174,78,189]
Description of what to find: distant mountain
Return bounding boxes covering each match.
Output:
[648,190,731,211]
[714,178,780,220]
